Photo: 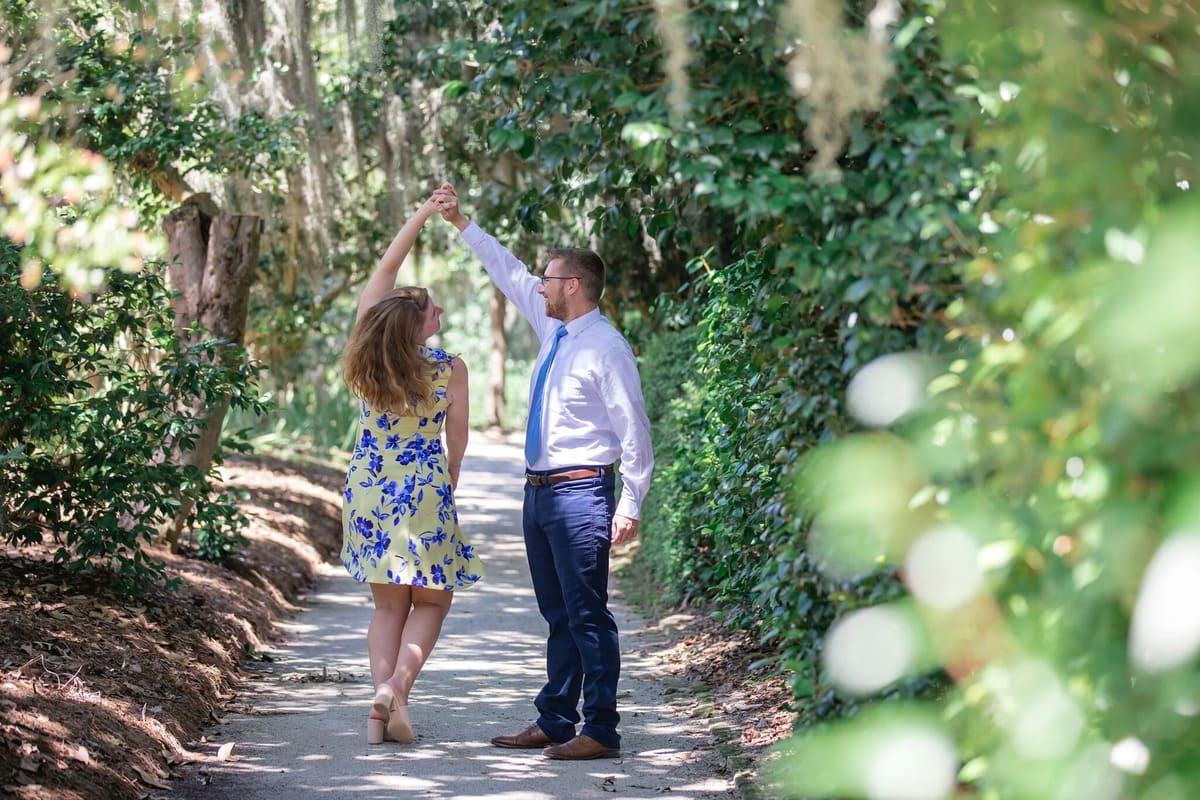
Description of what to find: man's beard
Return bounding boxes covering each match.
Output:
[544,295,568,320]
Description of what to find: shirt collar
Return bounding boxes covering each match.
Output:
[563,307,603,337]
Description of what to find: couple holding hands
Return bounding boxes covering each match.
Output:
[339,184,654,760]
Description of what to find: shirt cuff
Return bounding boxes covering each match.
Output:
[461,221,485,245]
[615,496,640,520]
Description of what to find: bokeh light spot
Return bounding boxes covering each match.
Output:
[864,727,957,800]
[1109,737,1150,775]
[904,525,983,610]
[847,353,931,427]
[1129,531,1200,673]
[824,605,916,696]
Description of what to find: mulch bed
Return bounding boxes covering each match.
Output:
[0,454,344,799]
[1,453,795,799]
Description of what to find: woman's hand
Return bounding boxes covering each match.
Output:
[418,196,440,219]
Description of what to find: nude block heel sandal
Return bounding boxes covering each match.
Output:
[367,716,386,745]
[368,684,395,745]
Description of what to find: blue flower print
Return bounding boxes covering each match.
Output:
[372,530,391,560]
[353,514,375,540]
[340,346,481,590]
[420,529,447,551]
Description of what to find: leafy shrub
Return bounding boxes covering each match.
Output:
[636,318,703,604]
[0,240,267,593]
[773,3,1200,799]
[634,6,984,721]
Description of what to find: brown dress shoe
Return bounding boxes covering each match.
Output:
[542,734,621,760]
[491,723,563,749]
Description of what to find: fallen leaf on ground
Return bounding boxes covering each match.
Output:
[131,764,171,789]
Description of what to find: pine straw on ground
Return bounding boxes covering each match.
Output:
[1,454,795,799]
[657,616,795,798]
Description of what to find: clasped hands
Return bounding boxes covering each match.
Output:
[427,183,462,225]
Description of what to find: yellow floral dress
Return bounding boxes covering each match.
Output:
[340,347,483,588]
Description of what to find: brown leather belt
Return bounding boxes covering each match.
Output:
[525,465,614,486]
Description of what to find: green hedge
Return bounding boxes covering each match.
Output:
[636,8,984,726]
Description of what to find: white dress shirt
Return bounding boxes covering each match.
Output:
[461,222,654,520]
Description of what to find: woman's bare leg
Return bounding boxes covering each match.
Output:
[368,582,413,686]
[389,586,454,703]
[364,584,452,743]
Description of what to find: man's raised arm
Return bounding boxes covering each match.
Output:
[431,184,550,337]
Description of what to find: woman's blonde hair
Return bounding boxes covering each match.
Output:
[343,287,436,413]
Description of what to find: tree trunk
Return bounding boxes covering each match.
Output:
[161,196,261,551]
[486,287,507,430]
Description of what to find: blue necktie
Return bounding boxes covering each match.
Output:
[525,326,568,466]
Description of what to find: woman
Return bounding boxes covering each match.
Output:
[340,198,483,745]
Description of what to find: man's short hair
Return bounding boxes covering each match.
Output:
[549,247,605,303]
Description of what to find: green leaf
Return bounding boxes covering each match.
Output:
[893,17,925,51]
[443,80,470,99]
[620,121,673,149]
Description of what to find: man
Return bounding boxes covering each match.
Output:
[432,183,653,760]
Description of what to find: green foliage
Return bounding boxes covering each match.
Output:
[0,66,156,293]
[635,320,702,603]
[772,2,1200,799]
[0,240,268,593]
[1,0,302,292]
[628,0,984,713]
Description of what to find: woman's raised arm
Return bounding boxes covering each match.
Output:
[355,198,439,325]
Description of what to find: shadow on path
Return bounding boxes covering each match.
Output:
[168,433,734,800]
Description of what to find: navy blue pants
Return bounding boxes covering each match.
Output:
[523,472,620,748]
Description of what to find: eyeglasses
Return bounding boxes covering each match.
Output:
[539,275,579,286]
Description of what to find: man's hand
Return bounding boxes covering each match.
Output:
[611,515,639,547]
[431,183,468,230]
